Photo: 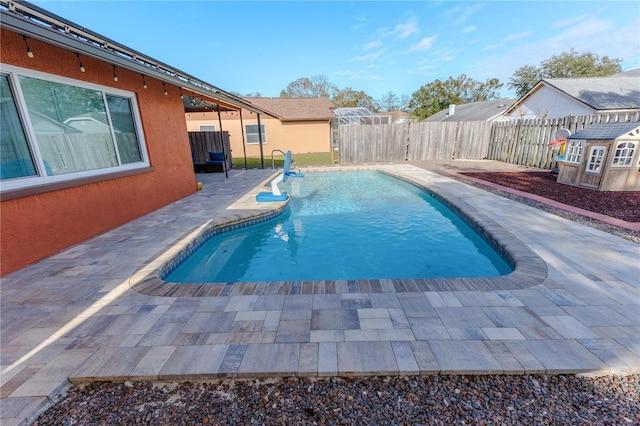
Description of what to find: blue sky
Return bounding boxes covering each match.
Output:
[34,1,640,101]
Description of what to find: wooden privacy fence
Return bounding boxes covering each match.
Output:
[339,121,492,163]
[487,112,640,169]
[338,111,640,169]
[188,131,232,169]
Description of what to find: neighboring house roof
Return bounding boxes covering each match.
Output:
[28,109,80,133]
[507,75,640,116]
[244,97,335,121]
[568,122,640,140]
[63,112,110,133]
[424,98,516,122]
[613,68,640,77]
[543,76,640,110]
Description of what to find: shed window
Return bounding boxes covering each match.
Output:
[565,139,585,164]
[0,66,148,192]
[611,141,637,167]
[245,124,267,144]
[585,146,605,174]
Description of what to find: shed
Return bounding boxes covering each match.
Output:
[557,122,640,191]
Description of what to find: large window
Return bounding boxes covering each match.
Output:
[611,141,637,168]
[0,74,37,180]
[565,139,585,164]
[245,124,267,144]
[0,66,147,191]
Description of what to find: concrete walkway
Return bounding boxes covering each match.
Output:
[1,163,638,426]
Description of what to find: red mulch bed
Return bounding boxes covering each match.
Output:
[460,171,640,223]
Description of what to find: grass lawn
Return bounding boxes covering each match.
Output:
[232,152,337,169]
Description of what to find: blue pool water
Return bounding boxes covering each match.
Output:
[165,172,513,283]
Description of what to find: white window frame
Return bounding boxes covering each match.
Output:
[1,64,149,192]
[199,125,216,131]
[585,146,606,174]
[565,139,585,164]
[611,140,637,168]
[245,123,267,145]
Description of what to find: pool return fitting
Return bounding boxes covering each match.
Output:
[256,150,304,202]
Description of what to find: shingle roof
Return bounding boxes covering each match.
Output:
[244,97,335,121]
[424,98,516,122]
[568,122,640,140]
[543,76,640,110]
[613,69,640,77]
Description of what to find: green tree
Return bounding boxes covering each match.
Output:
[377,91,411,112]
[408,74,503,120]
[279,75,338,98]
[332,87,377,110]
[508,49,622,97]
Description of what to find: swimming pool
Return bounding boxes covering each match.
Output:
[164,171,513,283]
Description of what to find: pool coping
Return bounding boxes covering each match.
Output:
[129,166,547,297]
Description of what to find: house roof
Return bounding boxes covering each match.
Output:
[424,98,516,122]
[613,68,640,77]
[507,74,640,115]
[543,76,640,110]
[244,97,335,121]
[568,122,640,140]
[0,1,277,117]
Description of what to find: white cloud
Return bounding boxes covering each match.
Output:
[364,39,382,51]
[352,13,370,30]
[443,4,484,26]
[380,17,419,41]
[549,15,587,29]
[409,35,438,52]
[354,14,368,23]
[503,31,532,42]
[334,70,383,81]
[349,49,386,62]
[483,31,532,51]
[470,17,639,95]
[394,17,419,40]
[462,25,477,34]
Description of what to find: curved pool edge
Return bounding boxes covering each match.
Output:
[129,165,548,297]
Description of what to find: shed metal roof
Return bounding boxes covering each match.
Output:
[568,122,640,140]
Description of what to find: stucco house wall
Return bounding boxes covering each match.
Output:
[186,114,330,157]
[186,98,334,160]
[1,29,196,275]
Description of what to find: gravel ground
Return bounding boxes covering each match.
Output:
[34,375,639,425]
[33,161,640,425]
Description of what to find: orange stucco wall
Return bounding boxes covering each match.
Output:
[1,29,197,275]
[186,112,331,158]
